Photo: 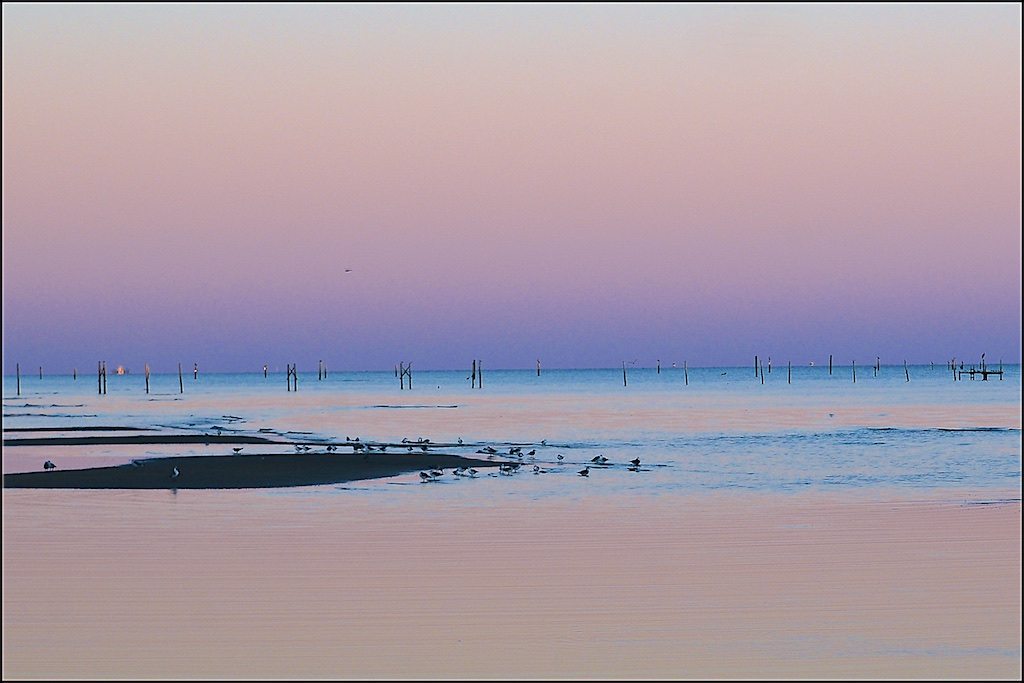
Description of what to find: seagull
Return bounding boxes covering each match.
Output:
[326,445,336,452]
[533,465,540,474]
[468,468,478,477]
[541,440,547,446]
[457,438,463,445]
[630,457,641,467]
[419,472,431,483]
[578,467,590,477]
[43,460,56,471]
[557,454,564,460]
[430,469,444,479]
[591,456,603,463]
[171,466,180,479]
[232,447,244,454]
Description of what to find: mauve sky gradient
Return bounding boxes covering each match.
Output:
[3,4,1021,373]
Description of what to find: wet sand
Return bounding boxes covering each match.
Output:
[2,489,1019,679]
[4,452,500,489]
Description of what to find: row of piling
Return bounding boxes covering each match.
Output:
[7,355,1007,397]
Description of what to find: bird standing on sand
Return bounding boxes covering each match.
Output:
[419,472,431,483]
[43,460,56,471]
[578,467,590,477]
[171,467,180,479]
[557,454,564,460]
[630,457,641,467]
[232,447,244,454]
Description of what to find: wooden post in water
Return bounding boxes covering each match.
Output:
[39,366,42,380]
[263,363,268,378]
[193,363,198,380]
[622,361,628,387]
[407,363,412,390]
[829,354,833,375]
[98,361,102,395]
[754,356,759,378]
[16,363,20,396]
[102,361,107,394]
[294,364,298,391]
[324,362,327,379]
[478,360,483,389]
[537,359,541,377]
[760,358,765,385]
[788,360,792,384]
[852,360,856,383]
[684,360,688,386]
[73,368,77,380]
[178,363,183,394]
[656,359,660,375]
[904,360,910,382]
[145,364,150,394]
[999,359,1003,380]
[399,362,405,390]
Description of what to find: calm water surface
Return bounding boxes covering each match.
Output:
[3,365,1021,678]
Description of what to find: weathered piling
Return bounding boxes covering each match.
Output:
[287,364,293,391]
[73,368,77,380]
[904,360,910,382]
[145,364,150,394]
[16,363,20,396]
[98,361,102,395]
[656,359,660,375]
[263,363,268,378]
[622,361,628,387]
[178,363,183,394]
[684,360,688,386]
[471,360,476,388]
[477,360,482,389]
[852,360,856,383]
[537,359,541,377]
[193,362,198,380]
[39,366,42,380]
[760,358,765,385]
[767,357,772,374]
[788,360,792,384]
[399,362,405,390]
[999,359,1003,380]
[755,355,759,378]
[829,354,833,375]
[102,361,107,394]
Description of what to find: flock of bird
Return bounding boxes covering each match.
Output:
[40,435,647,484]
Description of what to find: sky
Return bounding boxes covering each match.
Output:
[3,3,1021,372]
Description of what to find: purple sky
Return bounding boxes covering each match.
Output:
[3,4,1021,372]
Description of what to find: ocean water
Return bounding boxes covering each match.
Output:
[3,364,1020,678]
[3,364,1020,496]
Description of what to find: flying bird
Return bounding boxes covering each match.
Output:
[171,467,180,479]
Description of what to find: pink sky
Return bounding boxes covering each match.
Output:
[3,4,1020,371]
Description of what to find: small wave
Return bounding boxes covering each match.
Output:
[370,404,459,409]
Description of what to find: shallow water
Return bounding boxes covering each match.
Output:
[3,365,1020,494]
[3,365,1021,678]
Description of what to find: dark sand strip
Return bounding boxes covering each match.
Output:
[3,434,281,447]
[3,426,156,433]
[4,453,500,489]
